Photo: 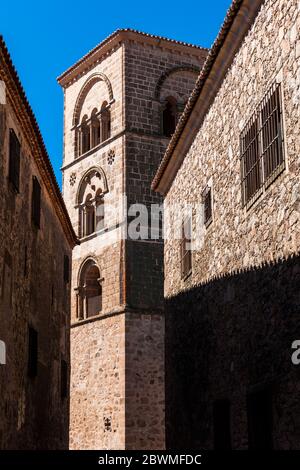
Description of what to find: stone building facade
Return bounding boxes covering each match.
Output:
[153,0,300,450]
[58,30,207,449]
[0,37,77,449]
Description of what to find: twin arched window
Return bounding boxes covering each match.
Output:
[75,259,102,320]
[77,167,108,239]
[77,102,111,156]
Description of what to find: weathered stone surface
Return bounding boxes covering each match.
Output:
[163,0,300,449]
[0,75,73,448]
[61,32,207,449]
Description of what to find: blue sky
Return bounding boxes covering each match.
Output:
[1,0,231,188]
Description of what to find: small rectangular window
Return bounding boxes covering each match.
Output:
[247,387,273,449]
[202,185,213,227]
[32,176,41,228]
[28,326,38,378]
[61,359,68,399]
[240,83,285,208]
[64,255,70,283]
[213,399,231,450]
[8,128,21,192]
[180,217,192,279]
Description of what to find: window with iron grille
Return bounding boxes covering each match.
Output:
[202,185,213,227]
[180,217,192,279]
[213,399,232,450]
[247,387,273,449]
[28,326,38,378]
[32,176,41,228]
[8,128,21,192]
[240,83,285,208]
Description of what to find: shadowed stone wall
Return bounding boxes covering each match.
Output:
[0,81,72,449]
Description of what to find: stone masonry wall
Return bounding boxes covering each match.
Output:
[125,312,165,450]
[122,40,206,448]
[62,35,207,449]
[0,86,72,449]
[63,45,123,168]
[163,0,300,449]
[63,44,126,450]
[70,314,125,449]
[124,40,206,135]
[165,255,300,449]
[165,0,300,294]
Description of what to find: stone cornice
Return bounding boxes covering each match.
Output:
[152,0,265,195]
[57,29,208,88]
[0,36,78,247]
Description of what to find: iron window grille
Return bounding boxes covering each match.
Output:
[240,83,285,208]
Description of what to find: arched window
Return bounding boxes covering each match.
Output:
[101,101,111,142]
[77,167,108,239]
[76,259,102,320]
[91,108,100,148]
[162,97,177,137]
[81,115,90,154]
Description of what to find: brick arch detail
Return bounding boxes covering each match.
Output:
[72,73,114,127]
[154,66,200,101]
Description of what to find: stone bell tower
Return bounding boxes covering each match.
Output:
[58,29,207,450]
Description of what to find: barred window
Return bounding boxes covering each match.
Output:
[202,185,213,227]
[240,83,285,208]
[9,128,21,192]
[180,217,192,279]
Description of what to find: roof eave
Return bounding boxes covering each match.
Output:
[57,29,208,88]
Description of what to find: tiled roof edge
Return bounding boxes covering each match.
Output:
[0,35,78,247]
[57,28,208,85]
